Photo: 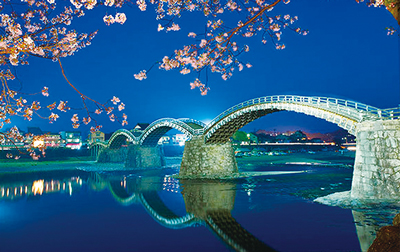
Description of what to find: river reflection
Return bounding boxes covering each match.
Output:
[0,167,397,251]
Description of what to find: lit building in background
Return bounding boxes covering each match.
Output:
[0,127,25,150]
[43,133,61,148]
[87,131,105,144]
[172,134,188,146]
[24,127,44,148]
[24,127,61,149]
[246,133,259,144]
[158,135,171,145]
[60,131,82,150]
[130,123,150,137]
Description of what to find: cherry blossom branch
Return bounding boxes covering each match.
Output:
[58,58,127,130]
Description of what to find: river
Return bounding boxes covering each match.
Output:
[0,155,398,252]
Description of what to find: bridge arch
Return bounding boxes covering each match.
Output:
[204,95,386,144]
[139,118,204,146]
[108,180,138,206]
[178,118,207,129]
[138,192,198,229]
[108,129,137,149]
[89,141,108,158]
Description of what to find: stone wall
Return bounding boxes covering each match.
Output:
[179,136,238,178]
[351,120,400,199]
[125,145,165,168]
[97,147,127,163]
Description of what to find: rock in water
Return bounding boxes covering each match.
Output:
[368,213,400,252]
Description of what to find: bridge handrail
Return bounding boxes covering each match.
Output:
[177,118,207,128]
[204,95,390,132]
[379,107,400,120]
[143,118,196,133]
[139,118,198,143]
[107,129,138,148]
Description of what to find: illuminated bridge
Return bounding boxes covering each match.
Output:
[92,95,397,149]
[90,95,400,200]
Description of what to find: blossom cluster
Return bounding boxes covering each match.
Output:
[356,0,399,35]
[134,0,309,94]
[0,0,130,159]
[190,79,209,95]
[103,13,127,26]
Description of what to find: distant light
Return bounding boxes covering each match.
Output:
[32,139,44,148]
[179,141,185,146]
[32,180,44,195]
[347,146,356,151]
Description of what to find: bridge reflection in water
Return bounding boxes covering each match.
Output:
[101,173,276,251]
[0,170,394,251]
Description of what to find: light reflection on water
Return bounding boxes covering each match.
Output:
[0,163,398,252]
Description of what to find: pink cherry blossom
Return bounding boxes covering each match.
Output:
[115,13,127,25]
[134,70,147,80]
[136,0,147,11]
[104,0,114,7]
[118,103,125,111]
[42,86,49,97]
[103,15,115,26]
[111,96,120,105]
[71,114,79,123]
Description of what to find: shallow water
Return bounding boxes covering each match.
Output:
[0,160,398,252]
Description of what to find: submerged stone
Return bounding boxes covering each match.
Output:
[368,213,400,252]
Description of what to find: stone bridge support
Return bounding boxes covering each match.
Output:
[90,145,104,159]
[351,120,400,199]
[125,145,165,168]
[97,147,128,163]
[179,136,238,178]
[97,145,165,169]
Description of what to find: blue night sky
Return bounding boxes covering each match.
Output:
[10,0,400,135]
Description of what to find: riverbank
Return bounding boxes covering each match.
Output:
[0,150,355,174]
[0,157,97,173]
[237,151,355,167]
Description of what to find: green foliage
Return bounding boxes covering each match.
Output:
[232,131,249,142]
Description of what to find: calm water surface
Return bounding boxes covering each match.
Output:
[0,159,398,252]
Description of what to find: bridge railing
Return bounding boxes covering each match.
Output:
[379,107,400,120]
[139,118,201,144]
[107,129,138,147]
[204,95,395,132]
[178,118,207,128]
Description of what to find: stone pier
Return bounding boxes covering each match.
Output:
[97,145,165,169]
[97,147,128,163]
[351,120,400,199]
[125,145,165,168]
[179,136,238,178]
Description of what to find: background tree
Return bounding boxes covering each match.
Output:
[232,131,249,143]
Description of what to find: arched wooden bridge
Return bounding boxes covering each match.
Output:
[91,95,398,152]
